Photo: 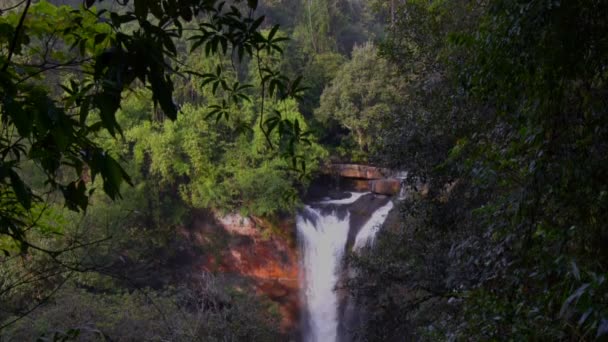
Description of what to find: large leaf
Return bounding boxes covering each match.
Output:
[9,170,31,210]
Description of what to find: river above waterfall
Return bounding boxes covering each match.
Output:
[296,192,394,342]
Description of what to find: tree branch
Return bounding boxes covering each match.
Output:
[0,271,74,330]
[0,0,27,13]
[2,0,32,72]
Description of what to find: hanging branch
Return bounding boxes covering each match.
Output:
[2,0,32,72]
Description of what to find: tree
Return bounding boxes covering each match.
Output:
[316,42,403,152]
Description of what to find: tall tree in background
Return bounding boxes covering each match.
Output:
[316,42,403,152]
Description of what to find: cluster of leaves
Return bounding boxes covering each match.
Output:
[0,0,129,256]
[348,0,608,340]
[258,0,388,149]
[316,42,405,154]
[0,0,312,257]
[126,95,325,217]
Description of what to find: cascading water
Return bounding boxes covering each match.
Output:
[353,200,394,250]
[297,206,350,342]
[297,192,394,342]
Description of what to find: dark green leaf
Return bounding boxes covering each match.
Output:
[9,171,31,210]
[94,33,107,45]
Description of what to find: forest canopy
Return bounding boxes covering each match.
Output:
[0,0,320,255]
[0,0,328,338]
[347,0,608,340]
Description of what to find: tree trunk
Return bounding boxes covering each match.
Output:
[355,128,367,152]
[308,0,318,53]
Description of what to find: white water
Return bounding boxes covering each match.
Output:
[353,200,394,250]
[296,192,394,342]
[318,191,367,205]
[395,171,409,200]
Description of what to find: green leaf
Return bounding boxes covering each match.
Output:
[6,100,32,137]
[200,77,215,88]
[149,1,164,18]
[101,154,131,200]
[94,33,107,45]
[268,24,279,40]
[236,93,251,102]
[79,97,91,126]
[94,92,122,136]
[190,38,205,53]
[61,180,89,212]
[9,171,31,210]
[251,16,265,32]
[220,37,227,54]
[134,0,149,19]
[163,34,177,55]
[180,7,193,21]
[150,73,177,120]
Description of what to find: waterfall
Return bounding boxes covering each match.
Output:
[353,200,394,250]
[395,171,408,200]
[296,192,394,342]
[297,206,350,342]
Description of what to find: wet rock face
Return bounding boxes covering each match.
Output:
[370,178,401,195]
[321,164,391,180]
[343,178,372,192]
[311,164,403,198]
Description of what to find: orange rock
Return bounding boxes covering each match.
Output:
[370,178,401,195]
[200,212,301,332]
[344,178,372,191]
[322,163,391,179]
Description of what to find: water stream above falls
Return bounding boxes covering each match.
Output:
[296,192,394,342]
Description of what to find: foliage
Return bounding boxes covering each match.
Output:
[259,0,385,121]
[316,42,404,153]
[0,0,308,256]
[126,97,326,216]
[0,156,283,338]
[348,0,608,340]
[2,274,282,341]
[0,0,325,337]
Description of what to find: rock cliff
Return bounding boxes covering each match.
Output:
[182,211,300,333]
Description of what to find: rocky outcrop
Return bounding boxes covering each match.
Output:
[185,211,300,333]
[321,163,391,180]
[343,178,373,192]
[370,178,401,196]
[319,163,403,196]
